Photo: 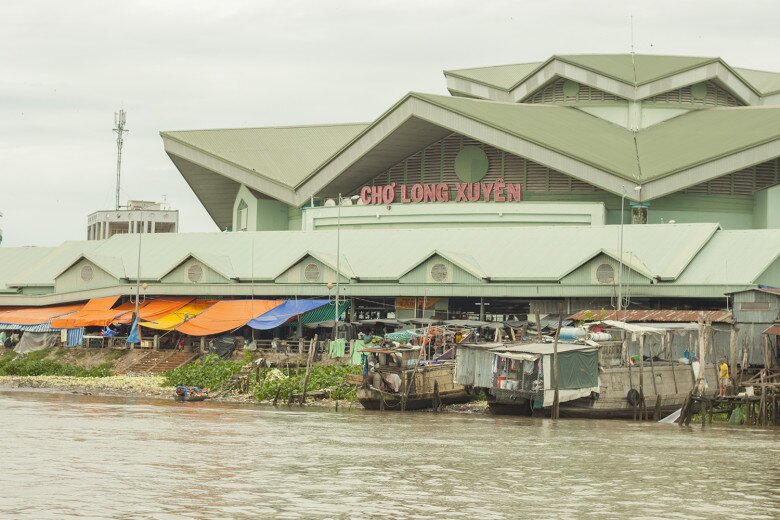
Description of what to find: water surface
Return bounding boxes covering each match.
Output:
[1,391,777,519]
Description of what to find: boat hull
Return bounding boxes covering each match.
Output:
[357,387,474,411]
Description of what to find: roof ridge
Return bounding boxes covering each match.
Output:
[162,122,371,134]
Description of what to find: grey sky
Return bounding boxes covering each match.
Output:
[1,0,778,247]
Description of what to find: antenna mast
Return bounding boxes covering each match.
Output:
[113,109,128,210]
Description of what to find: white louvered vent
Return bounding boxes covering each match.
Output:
[596,264,615,284]
[430,263,448,283]
[80,265,94,282]
[187,264,204,283]
[304,263,320,283]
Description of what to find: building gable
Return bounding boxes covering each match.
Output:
[55,258,119,293]
[559,253,653,286]
[399,253,485,285]
[522,77,626,105]
[274,254,351,285]
[161,257,232,285]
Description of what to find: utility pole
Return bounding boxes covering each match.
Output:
[114,110,128,210]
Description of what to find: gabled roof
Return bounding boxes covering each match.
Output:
[446,55,720,91]
[164,252,236,281]
[396,250,488,281]
[53,253,127,280]
[273,250,357,281]
[675,229,780,285]
[560,248,655,281]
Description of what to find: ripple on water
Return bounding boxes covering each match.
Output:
[0,391,778,519]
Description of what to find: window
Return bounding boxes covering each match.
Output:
[237,200,248,232]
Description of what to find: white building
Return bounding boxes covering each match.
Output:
[86,200,178,240]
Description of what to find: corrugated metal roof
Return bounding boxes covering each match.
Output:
[1,223,769,294]
[567,309,734,323]
[416,94,780,183]
[674,229,780,285]
[161,123,369,189]
[445,61,543,90]
[556,54,718,85]
[734,67,780,96]
[445,54,720,91]
[0,247,56,292]
[414,93,640,179]
[636,107,780,180]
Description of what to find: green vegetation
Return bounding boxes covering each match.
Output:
[0,349,113,377]
[253,364,362,402]
[162,354,244,391]
[161,354,362,401]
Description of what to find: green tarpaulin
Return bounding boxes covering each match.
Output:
[556,350,599,390]
[293,301,351,325]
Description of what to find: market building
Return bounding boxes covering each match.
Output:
[1,54,780,349]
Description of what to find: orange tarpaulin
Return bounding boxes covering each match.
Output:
[0,304,85,326]
[140,300,216,331]
[50,297,138,328]
[176,300,283,337]
[134,297,193,322]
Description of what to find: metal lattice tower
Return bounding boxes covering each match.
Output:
[113,109,128,210]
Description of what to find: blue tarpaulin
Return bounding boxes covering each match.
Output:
[247,300,331,330]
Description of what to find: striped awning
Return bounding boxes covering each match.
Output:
[294,301,350,325]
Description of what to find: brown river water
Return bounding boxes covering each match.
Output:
[0,390,777,520]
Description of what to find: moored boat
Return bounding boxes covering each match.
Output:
[174,385,209,402]
[355,346,475,411]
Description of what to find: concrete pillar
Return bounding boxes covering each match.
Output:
[479,297,485,321]
[153,335,159,351]
[151,220,156,233]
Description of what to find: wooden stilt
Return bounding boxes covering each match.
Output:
[299,334,318,406]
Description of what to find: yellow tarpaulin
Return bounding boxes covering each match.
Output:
[176,299,283,337]
[140,300,216,331]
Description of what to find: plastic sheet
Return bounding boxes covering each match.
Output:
[176,300,283,337]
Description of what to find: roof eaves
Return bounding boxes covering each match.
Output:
[293,93,418,190]
[160,132,301,193]
[750,248,780,284]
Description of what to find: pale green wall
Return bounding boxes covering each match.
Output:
[161,259,230,285]
[275,256,348,285]
[399,255,482,285]
[55,259,117,293]
[232,184,290,232]
[560,254,652,286]
[753,185,780,229]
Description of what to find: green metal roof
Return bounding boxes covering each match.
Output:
[636,106,780,181]
[161,123,369,189]
[445,61,543,90]
[734,67,780,96]
[445,54,720,91]
[412,93,640,179]
[556,54,718,85]
[674,229,780,285]
[0,223,754,292]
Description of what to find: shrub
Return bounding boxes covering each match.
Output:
[0,351,112,377]
[253,364,362,402]
[162,354,243,391]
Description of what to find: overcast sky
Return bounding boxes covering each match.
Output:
[1,0,778,247]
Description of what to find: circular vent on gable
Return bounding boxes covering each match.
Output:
[304,263,320,282]
[596,263,615,284]
[430,263,448,283]
[187,264,204,283]
[80,265,94,282]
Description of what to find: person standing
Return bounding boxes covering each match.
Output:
[718,357,730,397]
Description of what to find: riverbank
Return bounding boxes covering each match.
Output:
[0,374,490,413]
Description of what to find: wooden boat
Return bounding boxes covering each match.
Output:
[174,386,209,402]
[354,346,475,411]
